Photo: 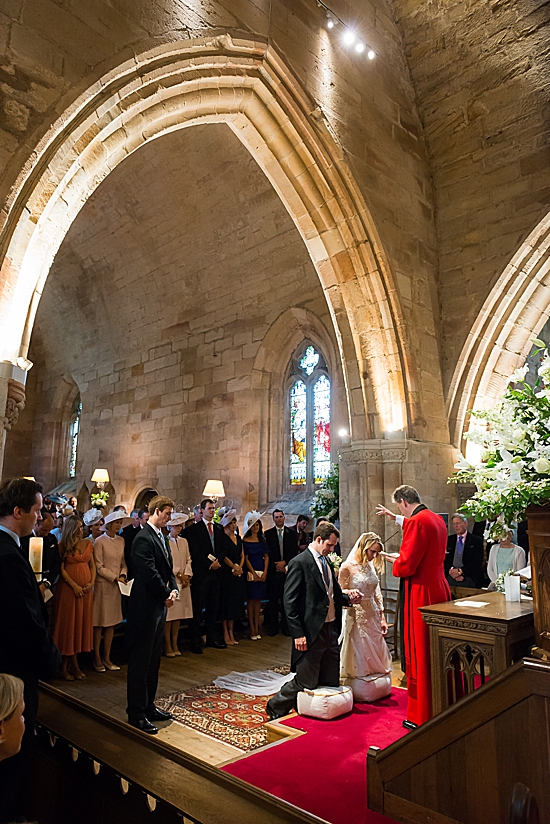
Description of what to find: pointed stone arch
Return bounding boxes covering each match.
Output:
[0,33,409,460]
[448,211,550,448]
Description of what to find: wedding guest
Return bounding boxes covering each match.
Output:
[83,508,104,544]
[92,510,131,672]
[445,513,484,588]
[53,515,96,681]
[51,513,64,542]
[192,504,203,524]
[487,529,526,587]
[0,479,61,822]
[164,513,193,657]
[186,499,226,652]
[219,507,245,646]
[292,515,312,552]
[19,507,61,608]
[264,509,298,636]
[123,508,148,578]
[0,674,25,763]
[243,512,269,640]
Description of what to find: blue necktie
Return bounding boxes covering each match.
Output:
[456,535,464,566]
[320,555,331,588]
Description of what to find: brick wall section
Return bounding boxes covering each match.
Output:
[7,123,344,510]
[390,0,550,394]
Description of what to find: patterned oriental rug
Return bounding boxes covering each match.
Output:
[155,684,272,752]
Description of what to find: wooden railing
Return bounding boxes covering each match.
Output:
[35,683,324,824]
[367,658,550,824]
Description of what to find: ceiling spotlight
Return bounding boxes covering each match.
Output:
[367,49,376,60]
[326,13,335,28]
[355,41,365,53]
[343,29,356,46]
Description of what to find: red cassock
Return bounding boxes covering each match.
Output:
[393,506,451,725]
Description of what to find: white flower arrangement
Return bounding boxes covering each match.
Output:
[450,340,550,524]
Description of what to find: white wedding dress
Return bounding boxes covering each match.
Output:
[339,558,392,702]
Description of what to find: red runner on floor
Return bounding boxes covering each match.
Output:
[222,688,408,824]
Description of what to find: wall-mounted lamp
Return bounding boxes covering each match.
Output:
[202,479,225,503]
[91,468,110,489]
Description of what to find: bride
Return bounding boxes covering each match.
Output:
[339,532,393,702]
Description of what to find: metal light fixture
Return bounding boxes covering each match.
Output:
[91,468,110,489]
[202,479,225,502]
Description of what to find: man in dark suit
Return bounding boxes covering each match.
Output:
[445,513,484,588]
[0,478,61,821]
[126,495,177,734]
[266,522,361,720]
[264,509,299,636]
[185,498,226,652]
[122,508,148,578]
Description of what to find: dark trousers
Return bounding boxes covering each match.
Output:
[0,678,39,822]
[126,608,165,720]
[267,621,340,716]
[190,573,222,645]
[265,572,288,633]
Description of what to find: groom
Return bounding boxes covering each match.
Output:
[266,522,361,720]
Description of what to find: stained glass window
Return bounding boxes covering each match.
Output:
[313,375,331,484]
[290,380,307,485]
[68,397,82,479]
[288,344,331,488]
[299,345,320,376]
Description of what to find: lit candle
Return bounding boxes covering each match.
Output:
[29,537,43,578]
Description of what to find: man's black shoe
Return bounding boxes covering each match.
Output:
[205,640,227,649]
[265,701,284,721]
[268,629,279,637]
[281,629,291,636]
[129,718,158,734]
[190,644,203,654]
[147,708,172,722]
[402,719,418,731]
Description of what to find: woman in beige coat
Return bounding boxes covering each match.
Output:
[164,513,193,656]
[92,510,130,671]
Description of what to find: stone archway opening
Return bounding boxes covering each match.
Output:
[0,34,409,477]
[135,488,158,511]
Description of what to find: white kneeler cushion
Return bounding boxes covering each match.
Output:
[297,685,353,719]
[341,673,392,703]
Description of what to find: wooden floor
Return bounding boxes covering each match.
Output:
[53,629,405,767]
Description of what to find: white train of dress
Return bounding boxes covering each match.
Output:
[339,560,392,702]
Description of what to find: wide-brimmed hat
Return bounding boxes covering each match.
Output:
[166,512,189,527]
[49,494,67,505]
[104,510,132,527]
[243,510,263,535]
[218,506,237,528]
[83,508,104,527]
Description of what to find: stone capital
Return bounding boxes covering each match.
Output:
[2,378,26,432]
[338,438,408,465]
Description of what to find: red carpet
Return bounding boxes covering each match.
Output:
[222,688,408,823]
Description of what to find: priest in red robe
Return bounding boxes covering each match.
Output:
[380,485,451,728]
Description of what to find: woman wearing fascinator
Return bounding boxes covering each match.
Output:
[218,506,246,645]
[242,511,269,640]
[338,532,392,702]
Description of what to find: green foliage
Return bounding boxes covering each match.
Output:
[90,490,109,508]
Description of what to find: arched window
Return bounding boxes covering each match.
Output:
[289,344,331,488]
[68,395,82,479]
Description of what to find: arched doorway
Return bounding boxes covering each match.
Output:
[134,488,158,511]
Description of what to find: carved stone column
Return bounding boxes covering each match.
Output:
[0,362,29,480]
[338,438,407,555]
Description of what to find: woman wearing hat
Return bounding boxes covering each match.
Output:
[83,508,104,544]
[92,510,131,672]
[219,507,246,646]
[243,512,269,640]
[164,513,193,657]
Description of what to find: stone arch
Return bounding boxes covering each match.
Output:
[448,211,550,448]
[0,33,409,450]
[252,307,343,505]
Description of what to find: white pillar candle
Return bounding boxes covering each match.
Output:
[504,574,521,602]
[29,536,43,577]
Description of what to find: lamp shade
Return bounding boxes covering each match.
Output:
[202,479,225,498]
[91,468,110,484]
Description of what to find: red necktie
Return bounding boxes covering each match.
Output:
[207,522,213,538]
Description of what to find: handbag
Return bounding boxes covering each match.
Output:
[247,569,263,582]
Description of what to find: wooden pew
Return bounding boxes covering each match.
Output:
[34,683,324,824]
[367,658,550,824]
